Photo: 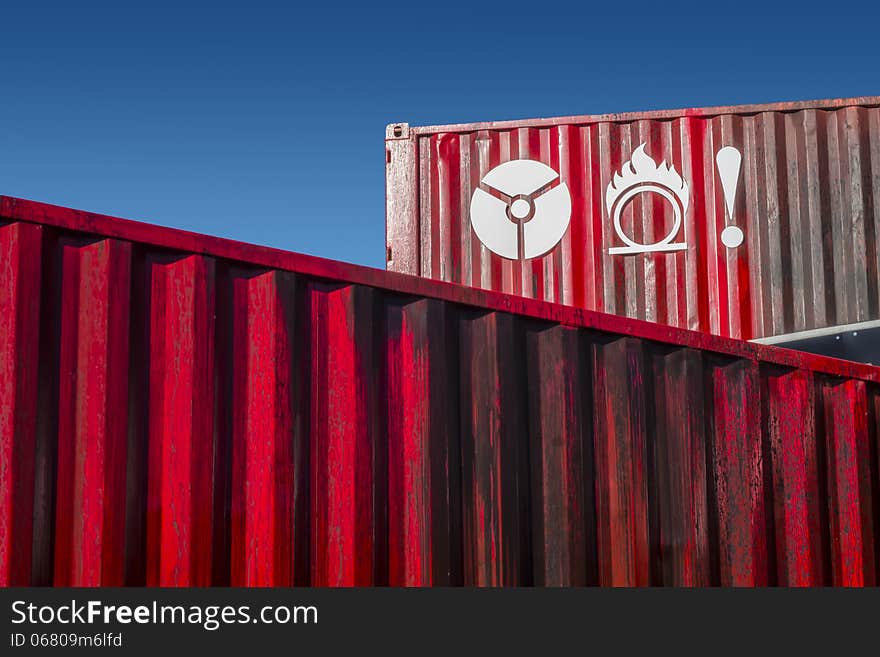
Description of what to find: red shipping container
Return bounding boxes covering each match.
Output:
[385,96,880,342]
[1,196,879,586]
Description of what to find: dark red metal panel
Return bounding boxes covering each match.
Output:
[53,238,131,586]
[386,96,880,341]
[1,196,880,586]
[230,270,298,587]
[592,336,651,586]
[525,325,595,586]
[146,254,216,587]
[823,379,876,585]
[765,367,823,586]
[309,282,381,586]
[0,222,42,586]
[386,298,459,586]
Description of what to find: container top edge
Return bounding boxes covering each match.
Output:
[3,194,879,383]
[401,95,880,136]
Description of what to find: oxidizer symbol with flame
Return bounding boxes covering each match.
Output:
[467,143,744,259]
[606,143,689,255]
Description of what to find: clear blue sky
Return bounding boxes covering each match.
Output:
[1,1,877,268]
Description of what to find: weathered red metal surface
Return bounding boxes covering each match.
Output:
[1,195,879,586]
[386,96,880,341]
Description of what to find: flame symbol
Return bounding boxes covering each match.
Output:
[605,143,689,216]
[605,143,691,255]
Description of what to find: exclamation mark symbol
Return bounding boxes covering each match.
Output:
[716,146,744,248]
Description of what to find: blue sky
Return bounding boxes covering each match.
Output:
[1,1,878,268]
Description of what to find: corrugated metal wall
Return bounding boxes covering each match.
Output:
[386,97,880,341]
[2,197,880,586]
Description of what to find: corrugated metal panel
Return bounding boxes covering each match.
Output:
[2,196,879,587]
[386,96,880,341]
